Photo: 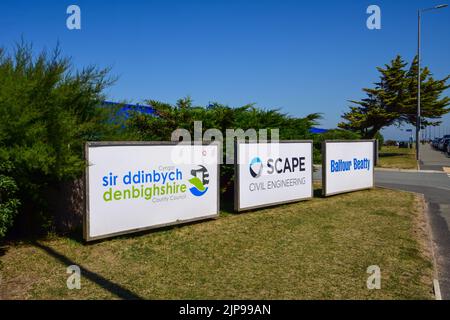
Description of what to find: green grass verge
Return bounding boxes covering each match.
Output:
[0,187,433,300]
[378,146,417,170]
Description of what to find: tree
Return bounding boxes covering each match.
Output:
[339,55,450,138]
[0,42,120,236]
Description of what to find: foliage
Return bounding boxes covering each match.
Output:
[311,129,361,163]
[374,131,384,151]
[0,155,20,239]
[339,55,450,138]
[127,97,321,142]
[385,140,398,146]
[313,129,361,141]
[0,42,120,235]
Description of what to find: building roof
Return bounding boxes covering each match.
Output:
[309,127,329,134]
[102,101,155,118]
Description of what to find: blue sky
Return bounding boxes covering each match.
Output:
[1,0,449,140]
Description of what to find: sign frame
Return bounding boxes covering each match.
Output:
[234,140,314,212]
[321,140,376,197]
[84,141,221,242]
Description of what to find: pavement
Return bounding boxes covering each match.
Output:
[314,144,450,299]
[419,143,450,172]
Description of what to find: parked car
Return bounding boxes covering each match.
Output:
[438,139,444,150]
[432,138,441,149]
[398,141,410,148]
[439,138,450,152]
[432,138,437,148]
[447,143,450,156]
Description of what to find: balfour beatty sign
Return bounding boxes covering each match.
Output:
[235,141,313,211]
[85,142,219,241]
[330,158,371,173]
[322,140,375,196]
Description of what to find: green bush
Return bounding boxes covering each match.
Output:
[0,176,20,239]
[0,157,20,239]
[127,97,321,142]
[311,129,361,163]
[0,43,124,235]
[385,140,398,146]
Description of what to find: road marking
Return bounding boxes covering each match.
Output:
[375,168,443,173]
[434,279,442,300]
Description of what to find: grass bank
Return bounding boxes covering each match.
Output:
[378,146,417,170]
[0,187,433,299]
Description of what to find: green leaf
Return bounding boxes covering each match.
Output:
[189,177,205,191]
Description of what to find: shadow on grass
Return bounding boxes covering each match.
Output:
[83,215,227,245]
[32,241,143,300]
[379,153,412,157]
[63,227,84,244]
[314,188,324,198]
[220,198,235,214]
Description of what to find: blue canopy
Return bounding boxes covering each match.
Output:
[102,101,155,118]
[309,127,329,134]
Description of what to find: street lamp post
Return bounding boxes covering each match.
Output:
[416,4,448,161]
[417,9,421,159]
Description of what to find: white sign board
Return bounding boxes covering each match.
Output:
[235,141,313,211]
[85,142,219,241]
[322,140,375,196]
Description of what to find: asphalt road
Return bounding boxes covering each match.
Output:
[314,144,450,299]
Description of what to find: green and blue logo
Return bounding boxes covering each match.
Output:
[189,165,209,197]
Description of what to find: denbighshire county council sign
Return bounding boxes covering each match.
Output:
[322,140,375,197]
[234,141,313,211]
[84,142,220,241]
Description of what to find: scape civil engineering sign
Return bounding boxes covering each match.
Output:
[84,142,220,241]
[234,141,314,211]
